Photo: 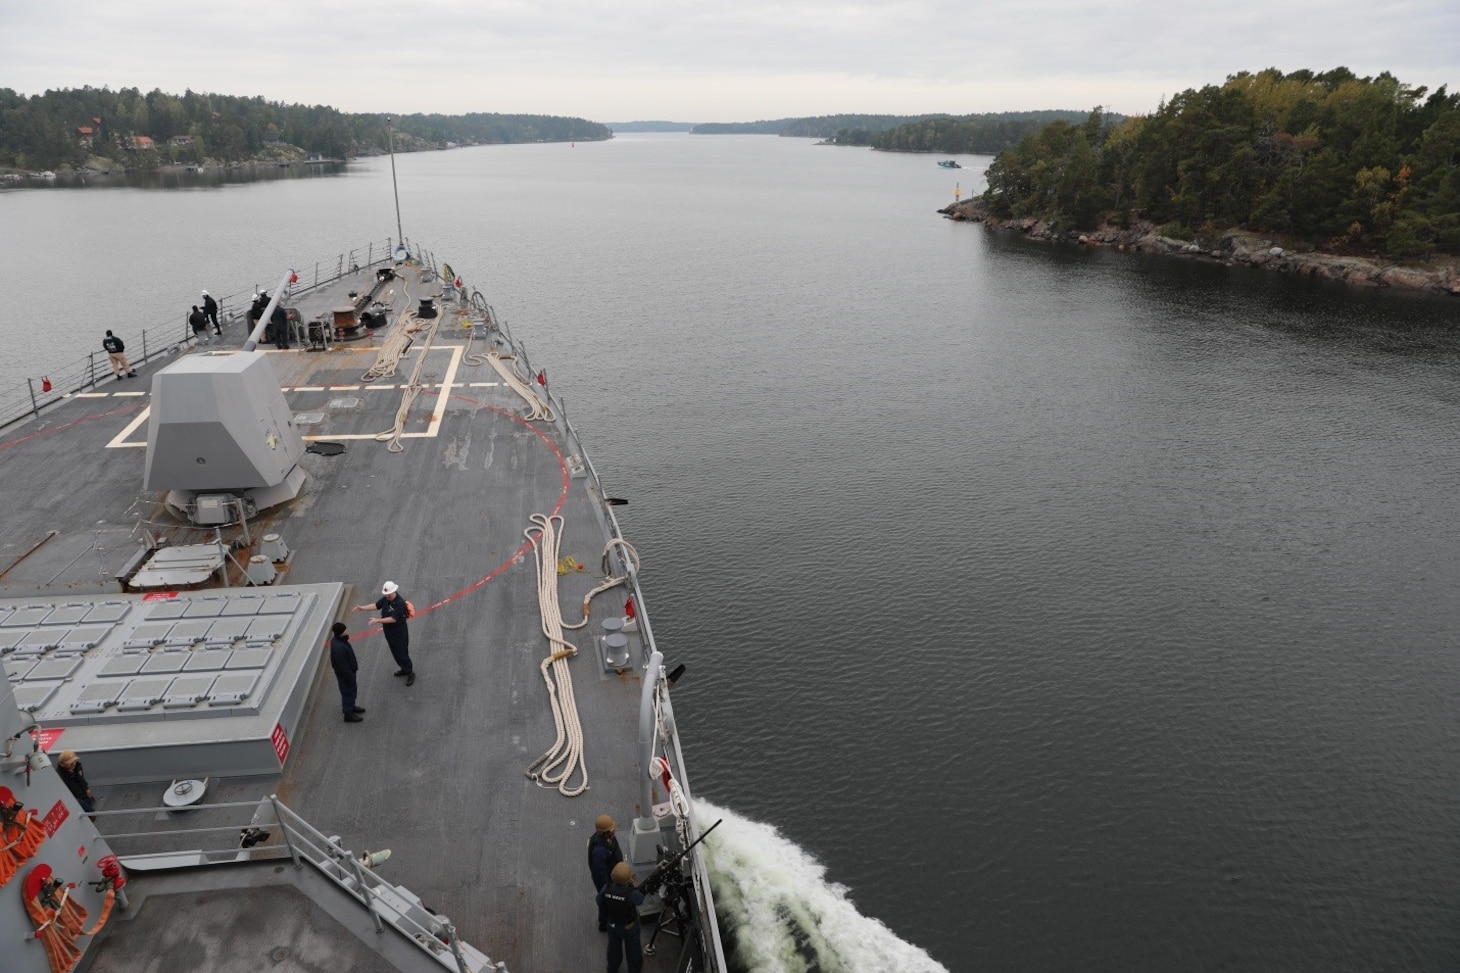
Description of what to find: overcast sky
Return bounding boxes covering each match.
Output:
[3,1,1455,123]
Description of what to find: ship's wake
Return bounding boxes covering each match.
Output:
[698,800,949,973]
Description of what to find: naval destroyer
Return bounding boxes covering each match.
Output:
[0,239,725,972]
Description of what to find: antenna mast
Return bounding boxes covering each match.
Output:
[388,116,404,245]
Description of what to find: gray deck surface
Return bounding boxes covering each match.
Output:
[88,879,408,973]
[1,264,683,972]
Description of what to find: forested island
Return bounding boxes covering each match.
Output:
[0,86,610,172]
[949,68,1459,273]
[685,111,1092,153]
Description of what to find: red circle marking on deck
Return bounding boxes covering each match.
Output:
[3,392,569,635]
[349,395,570,641]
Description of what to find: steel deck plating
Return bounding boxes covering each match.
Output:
[0,250,721,972]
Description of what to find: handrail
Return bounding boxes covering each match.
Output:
[95,795,504,972]
[0,239,401,435]
[546,392,730,971]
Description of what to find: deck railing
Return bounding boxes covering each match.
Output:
[0,240,403,434]
[92,795,504,972]
[546,387,732,973]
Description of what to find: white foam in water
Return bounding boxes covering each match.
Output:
[697,800,949,973]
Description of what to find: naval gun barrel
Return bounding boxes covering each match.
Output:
[242,269,297,352]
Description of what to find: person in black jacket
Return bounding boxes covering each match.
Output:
[189,304,209,344]
[102,330,135,379]
[56,750,96,814]
[588,814,626,931]
[271,303,291,350]
[201,290,220,335]
[249,292,267,334]
[596,861,645,973]
[330,622,365,723]
[352,581,413,685]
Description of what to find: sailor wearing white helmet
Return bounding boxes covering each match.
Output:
[201,289,220,334]
[352,580,416,685]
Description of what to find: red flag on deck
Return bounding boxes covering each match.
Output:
[625,597,636,620]
[536,371,546,386]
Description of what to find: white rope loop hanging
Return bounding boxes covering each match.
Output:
[523,513,589,796]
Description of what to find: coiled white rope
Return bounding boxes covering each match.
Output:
[369,279,450,452]
[480,349,554,421]
[523,513,589,796]
[361,276,417,382]
[560,537,640,628]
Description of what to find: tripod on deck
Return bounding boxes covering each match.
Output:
[642,873,693,957]
[635,819,721,961]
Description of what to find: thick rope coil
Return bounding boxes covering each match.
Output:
[360,277,415,382]
[522,513,589,796]
[481,349,554,421]
[370,281,450,452]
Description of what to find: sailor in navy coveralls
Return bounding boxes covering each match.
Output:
[329,621,364,722]
[353,581,415,685]
[596,861,645,973]
[588,814,626,930]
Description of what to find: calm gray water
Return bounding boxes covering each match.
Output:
[5,135,1459,972]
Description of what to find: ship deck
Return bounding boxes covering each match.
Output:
[0,259,692,972]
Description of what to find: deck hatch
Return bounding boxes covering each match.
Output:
[205,618,251,644]
[71,682,123,713]
[183,650,232,672]
[15,683,60,712]
[82,603,130,623]
[118,677,174,711]
[207,672,259,704]
[221,597,265,616]
[183,598,228,618]
[225,649,271,670]
[44,605,92,625]
[145,600,190,620]
[165,620,213,645]
[124,622,174,649]
[59,624,114,650]
[100,656,147,677]
[244,616,289,642]
[258,592,303,614]
[3,608,53,626]
[27,658,83,681]
[163,675,216,707]
[140,654,187,674]
[20,628,67,649]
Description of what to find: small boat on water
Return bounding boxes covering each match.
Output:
[937,160,961,169]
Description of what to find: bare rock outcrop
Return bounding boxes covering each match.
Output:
[940,199,1460,296]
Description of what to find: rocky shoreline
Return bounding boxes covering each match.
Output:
[940,199,1460,297]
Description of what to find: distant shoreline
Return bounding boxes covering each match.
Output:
[942,199,1460,298]
[0,136,606,182]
